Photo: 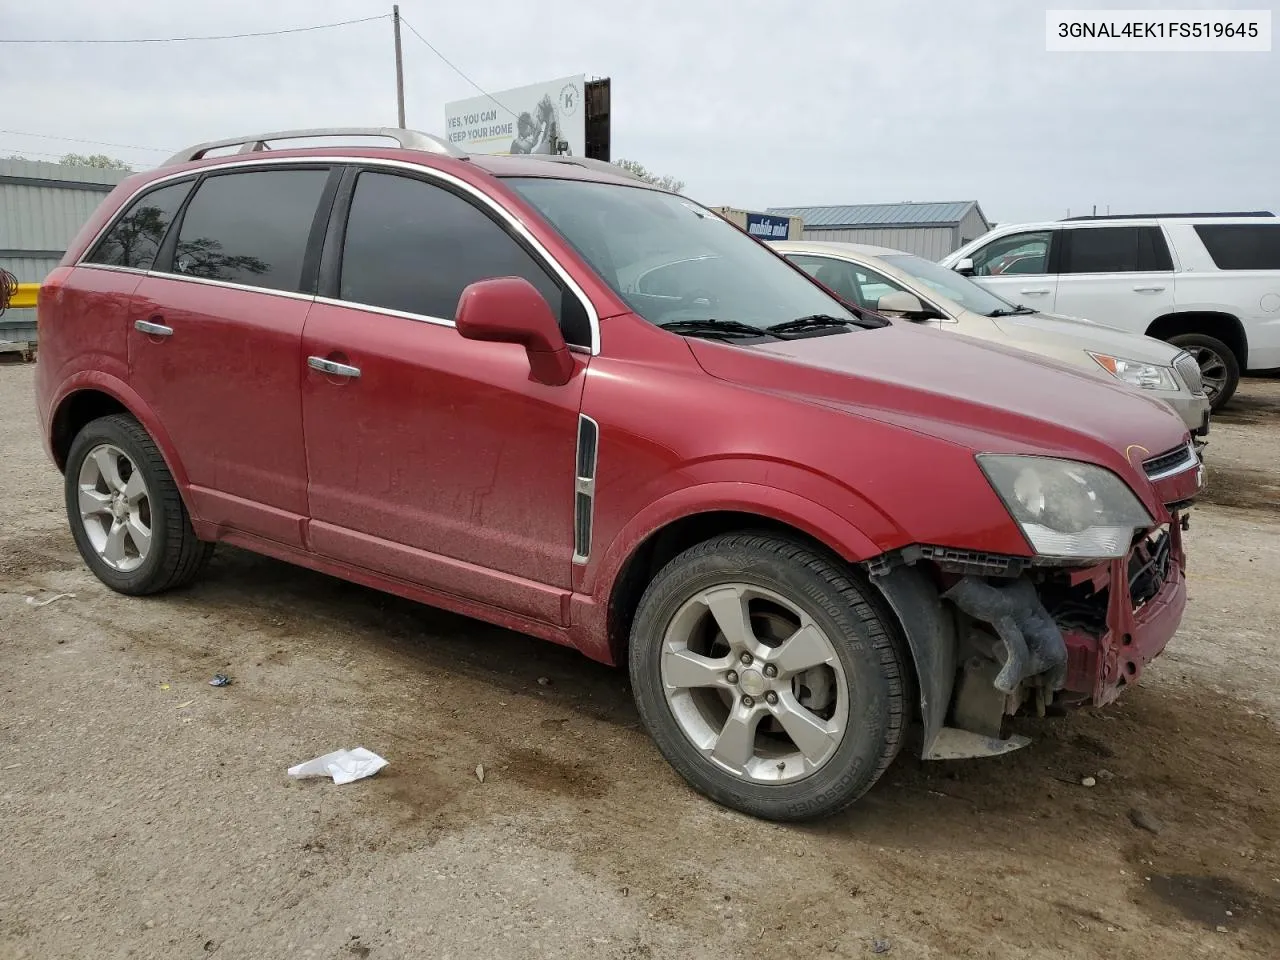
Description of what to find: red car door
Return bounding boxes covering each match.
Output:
[128,166,335,547]
[300,168,590,624]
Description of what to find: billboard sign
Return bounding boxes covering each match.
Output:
[745,212,792,240]
[445,75,585,156]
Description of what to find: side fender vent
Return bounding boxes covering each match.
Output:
[573,415,599,564]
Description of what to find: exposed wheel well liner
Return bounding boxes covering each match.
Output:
[50,389,129,472]
[1146,312,1248,369]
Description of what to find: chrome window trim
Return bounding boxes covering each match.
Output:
[73,154,601,355]
[138,270,319,303]
[75,263,150,278]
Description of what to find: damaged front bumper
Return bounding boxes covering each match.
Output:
[870,519,1187,760]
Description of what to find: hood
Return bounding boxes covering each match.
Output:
[991,311,1184,365]
[687,323,1190,510]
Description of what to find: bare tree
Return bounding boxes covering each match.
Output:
[612,159,685,194]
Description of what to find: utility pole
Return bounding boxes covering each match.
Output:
[393,5,406,128]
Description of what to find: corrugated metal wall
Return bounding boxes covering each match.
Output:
[799,226,956,260]
[956,207,991,249]
[1,158,128,343]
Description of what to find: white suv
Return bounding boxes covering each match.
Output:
[941,214,1280,409]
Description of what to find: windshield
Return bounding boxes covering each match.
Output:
[505,178,862,330]
[880,254,1019,316]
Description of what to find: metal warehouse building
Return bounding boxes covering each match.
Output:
[1,158,130,343]
[765,200,991,260]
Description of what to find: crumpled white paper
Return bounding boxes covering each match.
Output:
[287,747,388,785]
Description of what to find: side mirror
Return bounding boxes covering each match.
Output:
[876,291,926,317]
[953,257,975,276]
[455,277,574,386]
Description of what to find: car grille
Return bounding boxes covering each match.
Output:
[1142,442,1196,480]
[1173,351,1205,396]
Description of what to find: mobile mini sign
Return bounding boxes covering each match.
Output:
[446,75,587,156]
[745,213,793,240]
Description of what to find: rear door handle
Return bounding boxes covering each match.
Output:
[1019,288,1051,295]
[307,356,361,379]
[1133,285,1166,293]
[134,319,173,337]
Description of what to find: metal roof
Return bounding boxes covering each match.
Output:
[765,200,987,229]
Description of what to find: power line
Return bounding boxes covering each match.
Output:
[0,129,169,152]
[399,16,514,117]
[0,146,75,160]
[0,13,388,44]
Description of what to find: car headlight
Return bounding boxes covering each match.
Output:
[978,455,1152,560]
[1088,352,1179,391]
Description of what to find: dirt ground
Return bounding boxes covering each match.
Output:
[1,363,1277,960]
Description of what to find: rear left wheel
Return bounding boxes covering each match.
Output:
[628,532,908,821]
[65,414,212,595]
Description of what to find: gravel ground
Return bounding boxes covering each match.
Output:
[1,363,1277,960]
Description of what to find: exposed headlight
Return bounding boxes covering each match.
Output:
[978,455,1152,560]
[1088,352,1179,391]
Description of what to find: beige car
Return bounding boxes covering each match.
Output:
[771,240,1211,437]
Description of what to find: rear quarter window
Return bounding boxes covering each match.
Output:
[1193,224,1280,270]
[84,181,193,271]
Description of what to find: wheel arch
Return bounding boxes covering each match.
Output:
[595,484,894,669]
[48,375,192,495]
[1145,311,1248,369]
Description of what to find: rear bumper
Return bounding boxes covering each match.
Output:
[1059,522,1186,706]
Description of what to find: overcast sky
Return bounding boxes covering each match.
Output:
[3,0,1277,223]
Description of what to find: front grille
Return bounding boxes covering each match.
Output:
[1143,442,1195,480]
[1173,351,1205,396]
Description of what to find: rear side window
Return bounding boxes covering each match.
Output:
[85,181,191,271]
[1194,224,1280,269]
[168,169,328,292]
[338,171,587,344]
[1061,226,1170,273]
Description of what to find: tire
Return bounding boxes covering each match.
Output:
[1169,333,1240,411]
[64,414,213,595]
[628,532,908,821]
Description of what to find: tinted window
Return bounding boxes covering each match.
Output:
[339,171,584,343]
[86,181,191,271]
[1139,226,1174,270]
[1194,223,1280,270]
[170,169,328,292]
[1061,226,1146,273]
[969,231,1052,276]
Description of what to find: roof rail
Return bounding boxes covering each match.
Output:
[1061,211,1274,221]
[524,155,644,182]
[162,127,466,166]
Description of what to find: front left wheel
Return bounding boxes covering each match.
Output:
[628,532,909,821]
[64,414,213,595]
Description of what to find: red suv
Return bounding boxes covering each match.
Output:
[36,129,1203,820]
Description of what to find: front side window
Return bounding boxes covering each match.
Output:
[1194,223,1280,270]
[505,178,863,330]
[85,181,192,271]
[969,231,1053,276]
[168,169,329,292]
[787,255,908,310]
[338,171,584,343]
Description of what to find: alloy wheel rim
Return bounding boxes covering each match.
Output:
[77,443,152,573]
[660,582,849,784]
[1191,346,1228,400]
